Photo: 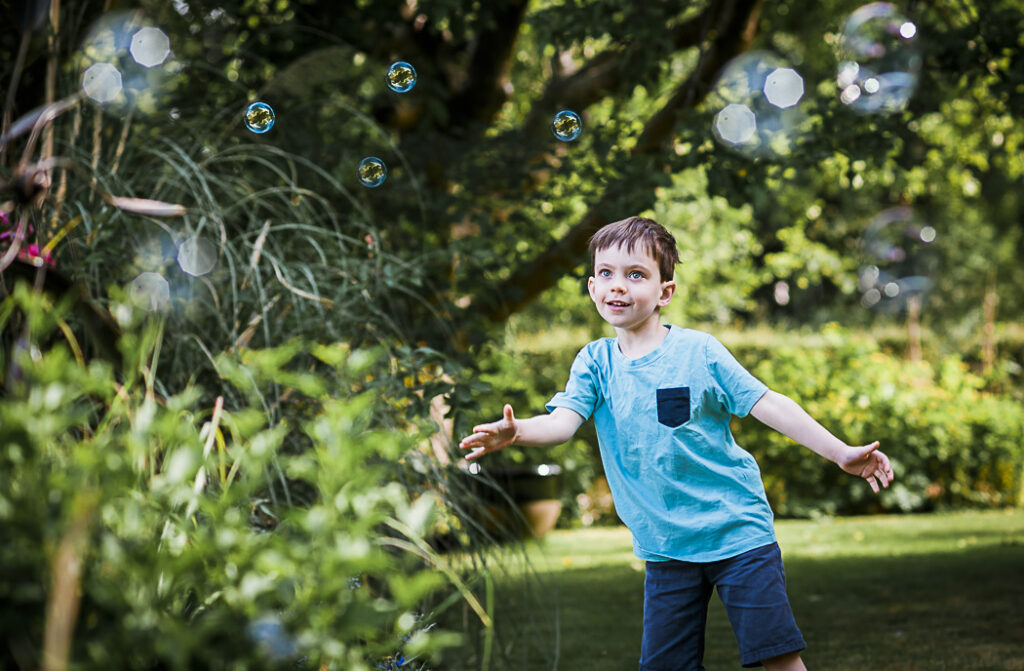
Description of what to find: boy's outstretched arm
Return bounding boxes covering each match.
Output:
[458,405,584,461]
[749,390,894,493]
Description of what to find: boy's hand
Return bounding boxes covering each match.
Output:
[459,404,519,461]
[837,441,893,493]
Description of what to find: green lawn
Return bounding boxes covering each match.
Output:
[448,509,1024,670]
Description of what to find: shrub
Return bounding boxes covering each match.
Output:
[729,326,1024,516]
[0,284,477,670]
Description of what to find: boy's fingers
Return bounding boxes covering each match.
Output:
[503,404,516,423]
[464,447,487,461]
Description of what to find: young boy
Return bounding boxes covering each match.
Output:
[458,216,893,671]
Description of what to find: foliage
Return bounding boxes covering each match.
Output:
[0,284,477,671]
[728,325,1024,516]
[477,323,1024,522]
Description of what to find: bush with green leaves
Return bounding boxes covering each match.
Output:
[0,284,484,670]
[477,323,1024,521]
[729,325,1024,516]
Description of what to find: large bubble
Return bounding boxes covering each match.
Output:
[837,3,921,114]
[858,207,938,310]
[708,51,809,160]
[76,11,175,114]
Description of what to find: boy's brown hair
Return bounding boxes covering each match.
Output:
[588,216,680,282]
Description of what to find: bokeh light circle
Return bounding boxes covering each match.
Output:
[82,63,123,103]
[128,272,171,312]
[386,61,417,93]
[129,26,170,68]
[552,110,582,142]
[358,157,387,188]
[708,51,809,159]
[177,236,218,277]
[837,3,922,114]
[245,102,275,134]
[858,207,939,310]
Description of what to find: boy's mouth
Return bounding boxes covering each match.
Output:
[606,300,630,307]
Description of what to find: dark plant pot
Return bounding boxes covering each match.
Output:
[465,464,563,540]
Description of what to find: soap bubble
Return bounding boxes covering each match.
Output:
[552,110,582,142]
[245,102,275,134]
[858,207,938,310]
[708,51,809,159]
[177,236,218,276]
[82,63,123,103]
[358,157,387,188]
[246,614,297,660]
[128,272,171,312]
[129,26,170,67]
[386,61,417,93]
[837,3,921,114]
[76,11,175,114]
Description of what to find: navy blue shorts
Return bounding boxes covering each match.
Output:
[639,542,805,670]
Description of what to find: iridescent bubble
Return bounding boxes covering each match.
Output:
[129,26,170,67]
[552,110,582,142]
[177,236,218,277]
[708,51,808,159]
[77,11,175,114]
[245,102,275,134]
[837,3,922,114]
[82,62,123,103]
[858,207,939,310]
[358,157,387,188]
[386,61,417,93]
[128,272,171,312]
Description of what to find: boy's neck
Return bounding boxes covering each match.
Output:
[615,320,670,360]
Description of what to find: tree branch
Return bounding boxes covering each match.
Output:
[472,0,762,323]
[448,0,531,127]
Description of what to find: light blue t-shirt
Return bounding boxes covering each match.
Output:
[546,325,776,563]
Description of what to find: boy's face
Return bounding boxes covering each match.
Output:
[588,243,675,333]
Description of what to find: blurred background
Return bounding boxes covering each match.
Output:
[2,0,1023,669]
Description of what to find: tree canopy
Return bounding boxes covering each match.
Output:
[3,0,1023,358]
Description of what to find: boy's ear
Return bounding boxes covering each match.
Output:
[587,275,597,299]
[659,280,676,306]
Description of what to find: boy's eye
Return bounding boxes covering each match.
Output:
[598,269,612,277]
[628,271,645,280]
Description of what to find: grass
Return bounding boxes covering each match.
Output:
[448,509,1024,670]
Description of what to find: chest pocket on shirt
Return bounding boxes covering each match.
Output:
[656,386,690,427]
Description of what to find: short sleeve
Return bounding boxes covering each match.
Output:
[545,348,599,420]
[706,335,768,417]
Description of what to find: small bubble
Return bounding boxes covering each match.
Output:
[358,156,387,188]
[552,110,582,142]
[177,236,218,276]
[386,61,417,93]
[245,102,275,133]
